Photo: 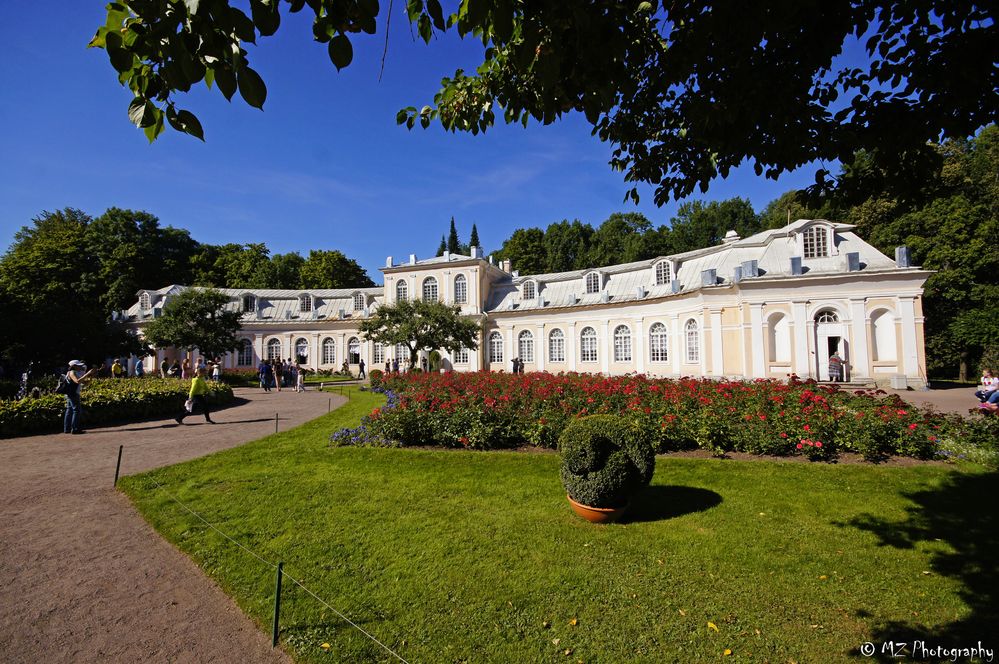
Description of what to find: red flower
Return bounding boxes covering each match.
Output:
[796,443,803,449]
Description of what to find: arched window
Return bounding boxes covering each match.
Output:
[649,323,669,363]
[522,281,536,300]
[654,261,672,286]
[872,310,897,362]
[237,339,253,366]
[518,330,534,363]
[242,294,256,313]
[580,327,598,363]
[454,274,467,304]
[422,276,438,302]
[373,342,385,364]
[322,337,336,365]
[453,345,469,364]
[139,292,151,311]
[684,320,699,364]
[353,293,365,311]
[267,338,283,361]
[294,338,309,363]
[548,329,565,363]
[585,272,600,294]
[769,314,791,363]
[489,332,504,363]
[803,226,829,258]
[815,310,839,323]
[396,280,408,302]
[299,294,313,313]
[348,337,361,364]
[613,325,632,362]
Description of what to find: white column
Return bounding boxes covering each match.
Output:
[792,301,811,378]
[311,333,320,371]
[470,270,479,314]
[849,299,870,380]
[536,325,545,371]
[634,318,645,374]
[670,315,681,376]
[253,334,264,364]
[600,320,610,374]
[898,297,919,379]
[750,304,765,378]
[567,321,577,371]
[710,310,723,377]
[505,325,514,370]
[443,271,452,303]
[340,333,347,366]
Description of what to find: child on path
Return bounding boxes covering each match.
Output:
[296,366,305,393]
[975,369,998,402]
[175,367,214,425]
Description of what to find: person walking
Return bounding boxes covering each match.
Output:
[181,358,190,379]
[175,367,214,425]
[169,360,181,378]
[211,361,221,382]
[295,366,305,393]
[358,358,366,380]
[828,351,844,382]
[134,360,145,377]
[63,360,95,434]
[384,360,390,373]
[159,358,168,378]
[258,359,271,391]
[111,359,124,379]
[392,358,399,373]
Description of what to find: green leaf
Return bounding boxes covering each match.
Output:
[214,65,237,100]
[143,109,165,143]
[418,14,432,43]
[127,97,156,128]
[105,31,134,73]
[250,0,281,36]
[237,64,267,108]
[166,106,205,141]
[328,35,353,70]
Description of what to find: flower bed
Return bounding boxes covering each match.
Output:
[331,372,998,464]
[0,377,234,438]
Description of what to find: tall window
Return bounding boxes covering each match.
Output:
[353,293,365,311]
[518,330,534,363]
[454,274,467,304]
[242,294,256,313]
[803,226,829,258]
[654,261,672,286]
[348,337,361,364]
[267,338,282,361]
[139,292,151,310]
[453,345,469,364]
[396,344,409,363]
[489,332,503,363]
[613,325,632,362]
[548,328,565,363]
[685,319,699,363]
[322,337,336,365]
[522,281,536,300]
[649,323,669,362]
[299,294,313,313]
[294,338,309,362]
[396,280,408,302]
[585,273,600,294]
[237,339,253,366]
[373,342,385,364]
[815,310,839,323]
[580,327,598,363]
[422,276,438,302]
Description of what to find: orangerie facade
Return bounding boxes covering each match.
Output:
[126,219,931,388]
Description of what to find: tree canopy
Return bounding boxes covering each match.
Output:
[91,1,996,203]
[141,287,243,359]
[358,299,480,368]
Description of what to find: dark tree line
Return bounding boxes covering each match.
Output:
[436,218,481,257]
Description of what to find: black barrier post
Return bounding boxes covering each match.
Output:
[113,445,123,487]
[328,398,331,413]
[275,413,279,433]
[272,561,283,647]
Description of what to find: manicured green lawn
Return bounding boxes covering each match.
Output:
[121,388,996,662]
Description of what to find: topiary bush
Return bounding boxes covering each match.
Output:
[368,369,384,388]
[558,414,655,509]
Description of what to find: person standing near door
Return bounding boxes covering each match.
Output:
[828,351,843,382]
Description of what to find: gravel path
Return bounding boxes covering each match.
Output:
[0,387,346,663]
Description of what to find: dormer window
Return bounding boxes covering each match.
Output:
[299,294,313,313]
[522,280,536,300]
[585,272,601,294]
[802,226,830,258]
[139,292,151,311]
[654,260,672,286]
[353,292,365,311]
[242,294,256,313]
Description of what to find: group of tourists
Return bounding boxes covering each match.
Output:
[976,369,998,413]
[157,356,224,382]
[257,358,306,393]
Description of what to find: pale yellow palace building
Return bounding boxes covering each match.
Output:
[127,219,931,388]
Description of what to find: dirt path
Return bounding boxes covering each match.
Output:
[0,387,347,663]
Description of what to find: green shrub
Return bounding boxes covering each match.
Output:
[368,369,384,388]
[558,415,655,508]
[0,377,234,438]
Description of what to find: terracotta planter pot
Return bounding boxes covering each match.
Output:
[567,494,628,523]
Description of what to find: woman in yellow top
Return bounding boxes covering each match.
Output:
[175,367,214,425]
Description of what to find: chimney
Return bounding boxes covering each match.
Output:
[471,246,480,259]
[790,257,803,275]
[409,254,417,265]
[488,255,494,265]
[732,266,743,283]
[501,259,512,273]
[845,252,861,272]
[443,251,450,262]
[512,270,519,278]
[722,229,741,244]
[670,280,682,294]
[569,292,579,304]
[600,290,610,303]
[701,269,717,286]
[386,256,394,268]
[635,286,646,299]
[338,308,345,319]
[741,260,759,277]
[895,246,911,268]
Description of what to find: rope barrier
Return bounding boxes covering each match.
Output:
[145,476,410,663]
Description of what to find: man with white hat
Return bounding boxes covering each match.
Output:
[63,360,95,434]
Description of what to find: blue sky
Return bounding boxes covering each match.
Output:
[0,2,830,282]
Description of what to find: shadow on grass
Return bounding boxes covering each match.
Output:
[622,485,722,523]
[843,471,998,660]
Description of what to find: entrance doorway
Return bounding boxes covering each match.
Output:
[815,310,849,381]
